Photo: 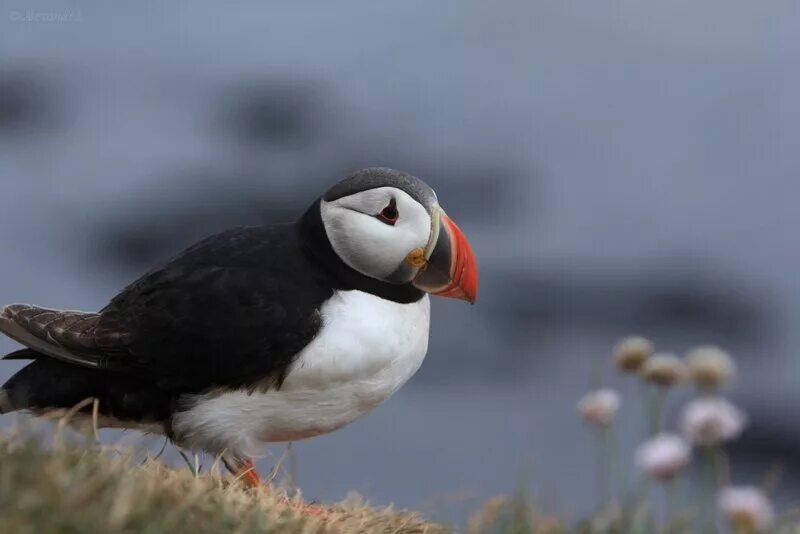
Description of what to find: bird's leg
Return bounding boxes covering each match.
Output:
[238,458,262,487]
[224,456,332,518]
[224,456,262,488]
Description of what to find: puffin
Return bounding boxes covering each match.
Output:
[0,167,477,485]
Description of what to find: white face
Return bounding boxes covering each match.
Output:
[320,186,433,282]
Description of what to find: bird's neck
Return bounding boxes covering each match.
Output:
[297,199,425,304]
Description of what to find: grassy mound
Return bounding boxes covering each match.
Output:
[0,432,444,534]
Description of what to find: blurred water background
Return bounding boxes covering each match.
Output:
[1,0,798,522]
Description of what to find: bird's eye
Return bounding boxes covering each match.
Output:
[376,199,399,225]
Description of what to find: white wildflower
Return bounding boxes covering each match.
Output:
[577,389,621,428]
[681,397,747,446]
[686,345,736,390]
[719,486,774,532]
[613,336,653,373]
[635,434,690,480]
[641,353,687,387]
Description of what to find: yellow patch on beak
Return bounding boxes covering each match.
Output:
[405,247,428,268]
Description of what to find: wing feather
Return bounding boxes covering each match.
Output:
[0,305,103,367]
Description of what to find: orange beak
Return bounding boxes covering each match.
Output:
[411,209,478,303]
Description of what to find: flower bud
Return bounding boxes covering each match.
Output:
[641,353,687,387]
[686,346,735,390]
[719,486,774,532]
[577,389,621,428]
[681,397,747,446]
[613,336,653,373]
[635,434,690,480]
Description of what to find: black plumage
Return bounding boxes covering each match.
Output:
[3,357,175,425]
[94,223,333,391]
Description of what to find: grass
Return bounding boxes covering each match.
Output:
[0,425,445,534]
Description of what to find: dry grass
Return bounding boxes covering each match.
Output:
[0,427,445,534]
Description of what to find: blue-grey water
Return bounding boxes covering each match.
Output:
[1,0,798,522]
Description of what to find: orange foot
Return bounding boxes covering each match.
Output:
[236,458,262,487]
[235,459,334,519]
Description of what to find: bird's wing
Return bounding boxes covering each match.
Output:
[0,305,107,366]
[2,226,332,392]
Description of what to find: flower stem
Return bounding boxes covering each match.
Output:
[663,478,680,533]
[597,427,610,506]
[700,446,721,533]
[609,427,627,498]
[647,386,667,436]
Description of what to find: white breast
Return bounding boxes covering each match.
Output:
[171,291,430,458]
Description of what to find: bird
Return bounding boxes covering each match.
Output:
[0,167,478,486]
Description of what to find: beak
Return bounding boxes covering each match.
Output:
[411,208,478,303]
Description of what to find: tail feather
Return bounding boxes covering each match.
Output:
[1,358,173,428]
[2,348,40,360]
[0,304,103,368]
[0,388,10,414]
